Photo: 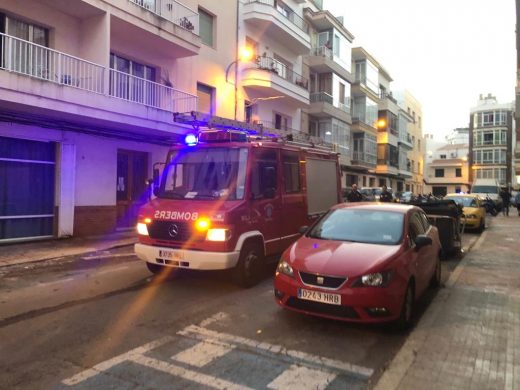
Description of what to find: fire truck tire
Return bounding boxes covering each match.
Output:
[234,241,263,288]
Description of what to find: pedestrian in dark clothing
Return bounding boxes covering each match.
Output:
[379,185,393,202]
[499,187,511,216]
[347,184,363,202]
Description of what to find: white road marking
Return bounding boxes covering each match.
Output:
[131,354,252,390]
[172,340,234,367]
[199,311,228,327]
[61,336,174,385]
[178,325,374,378]
[267,364,337,390]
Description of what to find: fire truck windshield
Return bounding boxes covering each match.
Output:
[158,147,249,200]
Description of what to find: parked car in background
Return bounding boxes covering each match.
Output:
[274,203,442,329]
[443,193,486,232]
[359,187,393,201]
[395,191,414,203]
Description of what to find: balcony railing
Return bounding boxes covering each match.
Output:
[1,33,197,113]
[352,151,377,166]
[129,0,199,34]
[1,33,104,94]
[245,0,309,33]
[310,91,333,104]
[254,56,309,89]
[109,69,196,112]
[312,45,333,59]
[254,120,332,148]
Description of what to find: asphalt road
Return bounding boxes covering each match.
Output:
[0,228,482,389]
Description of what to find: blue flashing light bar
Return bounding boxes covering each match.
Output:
[198,130,248,143]
[185,133,198,146]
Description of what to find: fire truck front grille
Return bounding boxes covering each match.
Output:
[148,220,193,242]
[299,271,347,289]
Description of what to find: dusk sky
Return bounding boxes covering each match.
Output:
[324,0,516,140]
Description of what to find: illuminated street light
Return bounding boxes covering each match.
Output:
[225,46,255,120]
[376,118,387,129]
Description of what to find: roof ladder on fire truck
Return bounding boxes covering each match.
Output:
[173,111,335,152]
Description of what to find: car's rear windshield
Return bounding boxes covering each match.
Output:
[307,209,404,245]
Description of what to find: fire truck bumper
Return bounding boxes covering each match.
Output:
[134,243,241,270]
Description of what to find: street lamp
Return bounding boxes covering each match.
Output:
[225,47,254,120]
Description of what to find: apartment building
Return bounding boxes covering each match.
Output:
[469,93,515,187]
[0,0,239,242]
[423,130,470,196]
[395,90,424,194]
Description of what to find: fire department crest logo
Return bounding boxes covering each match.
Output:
[168,224,180,238]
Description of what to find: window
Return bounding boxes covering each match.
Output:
[274,113,291,130]
[110,54,156,104]
[282,151,300,193]
[199,8,214,47]
[251,149,278,199]
[197,83,215,115]
[440,154,446,159]
[456,168,462,177]
[435,169,444,177]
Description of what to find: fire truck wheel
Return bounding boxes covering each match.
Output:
[235,242,263,288]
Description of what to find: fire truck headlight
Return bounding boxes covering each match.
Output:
[137,222,149,236]
[206,228,229,241]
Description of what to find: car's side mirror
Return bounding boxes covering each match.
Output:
[298,226,309,235]
[414,234,432,250]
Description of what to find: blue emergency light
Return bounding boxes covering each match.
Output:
[184,133,198,146]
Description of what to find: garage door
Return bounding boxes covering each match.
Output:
[0,136,55,242]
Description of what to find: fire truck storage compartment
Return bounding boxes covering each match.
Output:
[305,158,340,215]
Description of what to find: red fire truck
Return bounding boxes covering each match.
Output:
[135,121,342,287]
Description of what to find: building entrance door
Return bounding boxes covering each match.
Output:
[116,150,148,229]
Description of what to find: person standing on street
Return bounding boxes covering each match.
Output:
[347,183,363,202]
[379,185,393,202]
[499,187,511,216]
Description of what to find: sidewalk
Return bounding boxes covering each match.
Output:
[0,230,137,267]
[375,214,520,390]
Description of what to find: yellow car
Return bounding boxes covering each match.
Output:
[444,193,486,232]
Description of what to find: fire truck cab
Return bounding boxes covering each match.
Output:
[135,127,341,287]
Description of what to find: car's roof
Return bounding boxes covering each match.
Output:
[333,202,415,213]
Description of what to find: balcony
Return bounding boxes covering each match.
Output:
[398,133,413,149]
[242,0,311,54]
[0,33,197,133]
[242,56,309,106]
[306,46,353,82]
[351,151,377,169]
[254,120,332,149]
[128,0,199,35]
[308,92,351,122]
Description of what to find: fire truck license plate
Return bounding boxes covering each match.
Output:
[158,249,184,260]
[298,288,341,306]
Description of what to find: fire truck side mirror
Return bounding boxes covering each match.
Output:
[153,168,160,186]
[298,225,309,235]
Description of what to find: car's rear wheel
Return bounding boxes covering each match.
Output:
[395,282,415,331]
[477,218,485,233]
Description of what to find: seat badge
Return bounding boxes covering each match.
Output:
[317,276,324,285]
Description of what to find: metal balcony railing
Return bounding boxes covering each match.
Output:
[352,151,377,165]
[245,0,309,33]
[129,0,199,34]
[254,56,309,89]
[310,91,333,104]
[1,33,198,113]
[109,69,196,112]
[312,45,333,59]
[253,120,332,148]
[1,33,104,94]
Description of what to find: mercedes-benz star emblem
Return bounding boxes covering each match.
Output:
[168,224,179,238]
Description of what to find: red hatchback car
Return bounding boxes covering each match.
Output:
[274,203,442,329]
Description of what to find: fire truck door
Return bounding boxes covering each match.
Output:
[249,149,282,255]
